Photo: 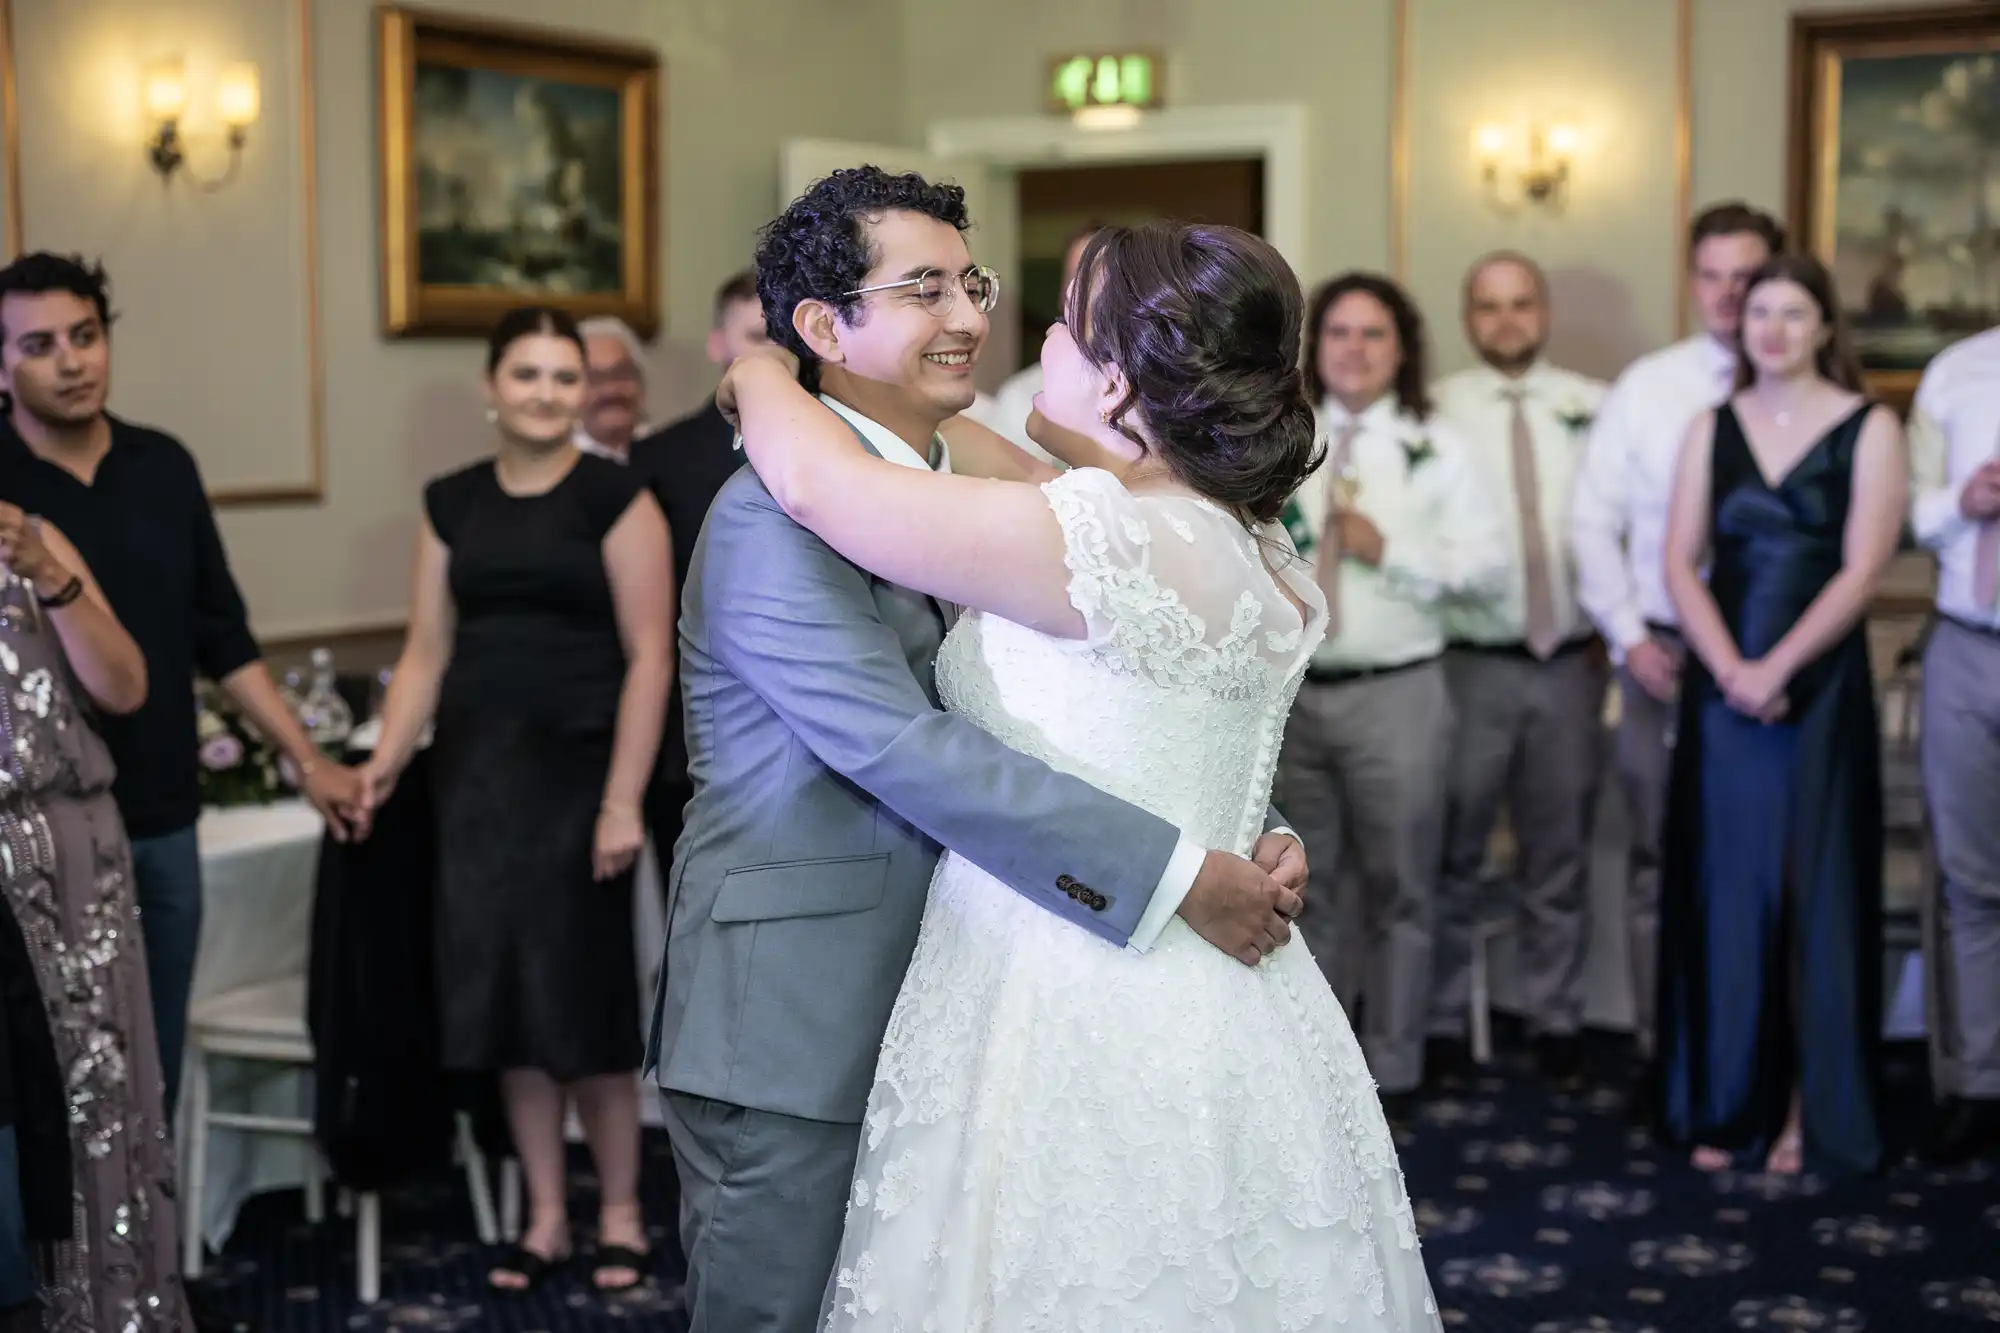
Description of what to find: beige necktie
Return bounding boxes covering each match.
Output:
[1316,420,1362,638]
[1975,423,2000,611]
[1503,387,1563,658]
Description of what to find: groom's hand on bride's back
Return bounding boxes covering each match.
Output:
[1179,850,1305,967]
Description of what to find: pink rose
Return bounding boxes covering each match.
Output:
[199,735,244,771]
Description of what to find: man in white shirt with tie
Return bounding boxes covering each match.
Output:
[1277,271,1508,1117]
[1429,252,1608,1089]
[1908,327,2000,1166]
[1570,201,1783,1099]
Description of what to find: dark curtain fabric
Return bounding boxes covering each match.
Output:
[307,675,505,1188]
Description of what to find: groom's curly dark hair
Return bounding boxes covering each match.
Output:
[754,166,971,392]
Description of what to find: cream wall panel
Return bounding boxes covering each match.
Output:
[1402,0,1685,383]
[14,0,319,501]
[11,0,903,638]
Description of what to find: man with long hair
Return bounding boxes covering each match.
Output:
[1277,270,1507,1119]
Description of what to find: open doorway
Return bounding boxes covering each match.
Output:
[1011,157,1267,374]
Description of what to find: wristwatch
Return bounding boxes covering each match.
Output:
[36,574,84,609]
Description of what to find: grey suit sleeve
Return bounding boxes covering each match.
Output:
[703,492,1180,947]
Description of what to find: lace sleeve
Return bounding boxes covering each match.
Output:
[1041,467,1318,692]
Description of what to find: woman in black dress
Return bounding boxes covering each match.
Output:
[362,308,674,1290]
[1656,254,1904,1178]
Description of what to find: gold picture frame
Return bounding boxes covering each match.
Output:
[376,5,660,338]
[1789,3,2000,414]
[0,0,22,259]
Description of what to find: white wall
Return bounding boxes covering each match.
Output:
[10,0,904,638]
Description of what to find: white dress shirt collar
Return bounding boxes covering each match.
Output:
[819,394,950,473]
[573,427,630,462]
[1320,393,1411,437]
[1463,360,1550,395]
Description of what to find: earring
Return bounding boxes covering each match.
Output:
[1098,408,1112,424]
[484,407,498,424]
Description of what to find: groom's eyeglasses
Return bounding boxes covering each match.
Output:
[844,265,1001,317]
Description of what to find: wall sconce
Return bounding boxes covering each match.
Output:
[144,57,260,190]
[1472,120,1578,214]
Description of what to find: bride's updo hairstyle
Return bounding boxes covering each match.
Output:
[1065,222,1323,524]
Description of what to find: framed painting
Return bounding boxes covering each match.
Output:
[377,6,660,338]
[1790,4,2000,412]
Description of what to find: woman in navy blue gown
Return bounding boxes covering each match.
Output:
[1656,253,1904,1178]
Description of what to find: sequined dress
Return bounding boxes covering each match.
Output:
[0,572,188,1331]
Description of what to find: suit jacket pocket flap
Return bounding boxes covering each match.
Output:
[710,854,891,923]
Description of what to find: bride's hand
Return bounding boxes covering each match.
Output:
[715,344,802,429]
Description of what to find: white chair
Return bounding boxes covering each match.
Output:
[180,976,507,1304]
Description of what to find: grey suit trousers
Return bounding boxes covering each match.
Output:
[1920,618,2000,1100]
[662,1092,859,1333]
[1612,629,1683,1053]
[1432,644,1608,1039]
[1277,660,1452,1093]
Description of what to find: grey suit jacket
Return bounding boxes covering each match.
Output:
[645,456,1277,1126]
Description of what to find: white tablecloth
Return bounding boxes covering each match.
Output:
[190,801,324,1249]
[185,800,671,1248]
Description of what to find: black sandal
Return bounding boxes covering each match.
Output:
[591,1243,652,1293]
[488,1244,571,1293]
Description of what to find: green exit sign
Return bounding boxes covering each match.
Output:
[1048,51,1163,114]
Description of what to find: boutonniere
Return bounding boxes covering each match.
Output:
[1400,435,1435,475]
[1280,495,1316,555]
[1556,400,1595,436]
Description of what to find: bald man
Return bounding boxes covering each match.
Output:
[1427,253,1609,1088]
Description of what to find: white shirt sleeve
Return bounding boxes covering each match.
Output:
[1908,400,1976,552]
[1127,833,1206,952]
[1570,377,1651,658]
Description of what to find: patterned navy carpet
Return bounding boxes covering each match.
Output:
[191,1033,1999,1332]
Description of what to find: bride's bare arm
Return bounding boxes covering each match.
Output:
[936,412,1062,485]
[728,351,1088,638]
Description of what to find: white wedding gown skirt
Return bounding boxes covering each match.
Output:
[821,470,1442,1332]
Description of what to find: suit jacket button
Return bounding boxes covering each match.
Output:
[1089,892,1107,911]
[1056,874,1076,890]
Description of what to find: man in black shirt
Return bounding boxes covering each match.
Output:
[629,270,763,862]
[0,253,365,1115]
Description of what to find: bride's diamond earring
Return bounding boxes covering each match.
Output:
[485,407,499,424]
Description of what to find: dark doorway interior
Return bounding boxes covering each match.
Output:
[1013,157,1266,372]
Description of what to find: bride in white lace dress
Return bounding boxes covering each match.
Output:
[729,221,1440,1332]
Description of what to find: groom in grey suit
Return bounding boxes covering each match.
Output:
[645,169,1308,1332]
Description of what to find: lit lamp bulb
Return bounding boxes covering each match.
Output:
[1545,123,1580,160]
[215,64,261,134]
[142,57,189,123]
[1473,123,1509,165]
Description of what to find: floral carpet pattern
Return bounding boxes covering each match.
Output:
[191,1038,1998,1331]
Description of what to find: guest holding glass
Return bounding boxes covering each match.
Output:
[1657,254,1903,1177]
[0,496,193,1329]
[360,307,674,1293]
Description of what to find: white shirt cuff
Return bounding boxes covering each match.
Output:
[1913,484,1978,551]
[1128,833,1206,953]
[1603,608,1651,666]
